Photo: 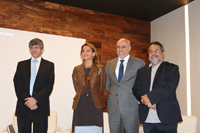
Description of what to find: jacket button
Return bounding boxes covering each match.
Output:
[116,94,118,96]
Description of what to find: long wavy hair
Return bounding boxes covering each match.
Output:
[80,42,100,66]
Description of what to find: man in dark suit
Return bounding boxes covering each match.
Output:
[14,38,55,133]
[133,41,182,133]
[106,38,145,133]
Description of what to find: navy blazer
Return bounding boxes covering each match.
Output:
[132,61,182,124]
[14,58,54,117]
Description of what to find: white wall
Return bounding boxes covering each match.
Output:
[0,27,85,132]
[189,0,200,132]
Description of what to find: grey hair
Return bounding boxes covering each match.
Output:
[29,38,44,49]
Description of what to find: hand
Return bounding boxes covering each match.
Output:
[25,97,37,109]
[30,104,38,110]
[141,94,150,105]
[148,103,156,110]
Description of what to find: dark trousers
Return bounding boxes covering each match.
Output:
[143,123,178,133]
[17,112,48,133]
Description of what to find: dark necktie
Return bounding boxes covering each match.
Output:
[118,60,124,83]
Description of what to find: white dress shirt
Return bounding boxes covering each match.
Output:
[115,54,130,80]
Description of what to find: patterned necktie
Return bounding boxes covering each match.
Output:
[118,60,124,83]
[30,60,38,96]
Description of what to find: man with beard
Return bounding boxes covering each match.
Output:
[132,41,182,133]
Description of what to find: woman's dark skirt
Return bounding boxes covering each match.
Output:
[72,92,103,133]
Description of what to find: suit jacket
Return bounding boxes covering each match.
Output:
[72,63,106,110]
[106,56,145,115]
[14,58,54,117]
[133,61,182,124]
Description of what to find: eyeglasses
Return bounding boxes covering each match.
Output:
[148,49,161,54]
[30,46,41,50]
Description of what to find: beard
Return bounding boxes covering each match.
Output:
[149,54,161,65]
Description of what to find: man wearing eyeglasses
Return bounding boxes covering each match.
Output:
[14,38,55,133]
[133,41,182,133]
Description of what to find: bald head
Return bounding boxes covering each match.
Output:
[117,38,130,46]
[116,38,131,59]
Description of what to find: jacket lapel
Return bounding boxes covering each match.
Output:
[147,66,152,92]
[35,58,44,81]
[28,59,31,91]
[79,63,85,75]
[112,58,118,84]
[88,64,98,84]
[153,61,165,88]
[89,64,97,76]
[121,56,133,80]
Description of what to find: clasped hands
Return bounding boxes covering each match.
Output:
[25,97,38,110]
[141,94,156,110]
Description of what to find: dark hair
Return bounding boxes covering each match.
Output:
[29,38,44,49]
[149,41,164,52]
[80,42,100,66]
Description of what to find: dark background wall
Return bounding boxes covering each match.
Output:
[0,0,150,110]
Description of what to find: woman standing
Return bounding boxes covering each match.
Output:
[72,42,106,133]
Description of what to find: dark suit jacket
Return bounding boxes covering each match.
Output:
[14,58,54,117]
[133,61,182,124]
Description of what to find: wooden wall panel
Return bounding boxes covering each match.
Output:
[0,0,150,111]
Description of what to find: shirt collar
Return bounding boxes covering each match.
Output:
[31,56,42,63]
[149,60,163,69]
[118,54,130,63]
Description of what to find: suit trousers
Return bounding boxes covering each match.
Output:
[108,103,139,133]
[143,123,177,133]
[17,111,48,133]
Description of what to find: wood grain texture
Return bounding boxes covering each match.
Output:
[0,0,150,111]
